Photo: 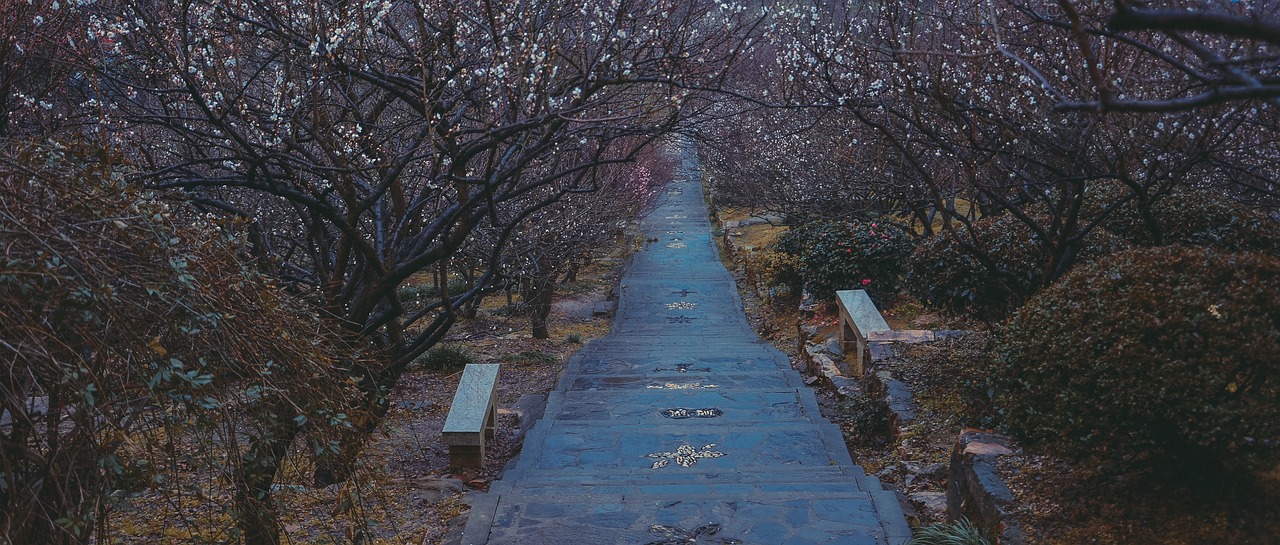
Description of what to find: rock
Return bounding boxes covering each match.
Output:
[964,442,1014,457]
[438,512,470,545]
[799,324,819,338]
[902,461,947,477]
[948,429,1025,545]
[805,343,823,357]
[866,330,936,343]
[822,338,844,357]
[873,371,918,426]
[420,478,467,497]
[591,301,616,317]
[909,491,949,521]
[510,393,548,444]
[813,353,843,383]
[896,490,922,523]
[933,330,970,341]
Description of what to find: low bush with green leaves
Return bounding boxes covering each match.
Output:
[907,517,990,545]
[993,245,1280,474]
[501,350,558,365]
[417,343,476,371]
[775,220,912,304]
[905,215,1130,321]
[1086,183,1280,253]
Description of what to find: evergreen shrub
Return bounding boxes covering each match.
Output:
[776,220,912,304]
[993,246,1280,473]
[906,214,1129,320]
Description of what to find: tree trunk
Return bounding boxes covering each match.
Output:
[312,389,391,487]
[527,277,556,339]
[234,408,301,545]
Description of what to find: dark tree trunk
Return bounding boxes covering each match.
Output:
[234,407,301,545]
[527,277,556,339]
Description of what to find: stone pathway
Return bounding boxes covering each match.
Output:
[459,142,910,545]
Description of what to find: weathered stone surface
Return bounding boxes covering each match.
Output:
[459,142,909,544]
[822,338,845,357]
[870,371,917,432]
[443,364,500,438]
[902,461,947,478]
[909,491,949,521]
[866,330,935,343]
[964,442,1013,457]
[947,429,1024,545]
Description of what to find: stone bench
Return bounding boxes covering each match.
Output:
[835,289,890,376]
[442,363,500,469]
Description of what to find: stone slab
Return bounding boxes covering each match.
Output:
[442,363,500,440]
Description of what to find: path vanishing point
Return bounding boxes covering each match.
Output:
[459,142,911,545]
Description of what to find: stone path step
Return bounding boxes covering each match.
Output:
[458,140,909,544]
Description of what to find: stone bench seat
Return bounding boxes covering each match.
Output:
[835,289,890,376]
[442,363,500,468]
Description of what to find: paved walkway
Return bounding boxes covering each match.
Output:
[459,142,909,545]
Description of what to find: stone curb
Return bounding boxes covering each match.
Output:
[946,429,1025,545]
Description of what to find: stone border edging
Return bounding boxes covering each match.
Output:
[947,429,1025,545]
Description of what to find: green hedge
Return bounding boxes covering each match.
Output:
[993,245,1280,473]
[776,220,912,304]
[905,215,1130,321]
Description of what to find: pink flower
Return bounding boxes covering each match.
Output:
[862,278,872,285]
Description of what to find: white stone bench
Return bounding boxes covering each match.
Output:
[835,290,891,376]
[442,363,500,468]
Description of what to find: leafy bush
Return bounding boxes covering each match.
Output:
[1086,183,1280,252]
[834,392,890,441]
[907,517,990,545]
[993,246,1280,474]
[0,142,358,543]
[745,249,804,293]
[501,350,557,365]
[417,343,476,370]
[906,214,1130,320]
[776,220,912,304]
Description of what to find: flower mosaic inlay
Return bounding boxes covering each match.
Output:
[666,301,697,310]
[644,524,741,545]
[646,444,725,469]
[645,382,718,390]
[660,407,723,419]
[654,363,710,373]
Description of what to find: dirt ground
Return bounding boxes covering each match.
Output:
[104,255,624,545]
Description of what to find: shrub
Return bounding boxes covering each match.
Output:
[993,246,1280,474]
[834,392,890,441]
[907,517,990,545]
[906,215,1130,321]
[564,332,584,344]
[1087,183,1280,252]
[746,249,804,294]
[417,343,476,370]
[776,220,912,304]
[501,350,557,365]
